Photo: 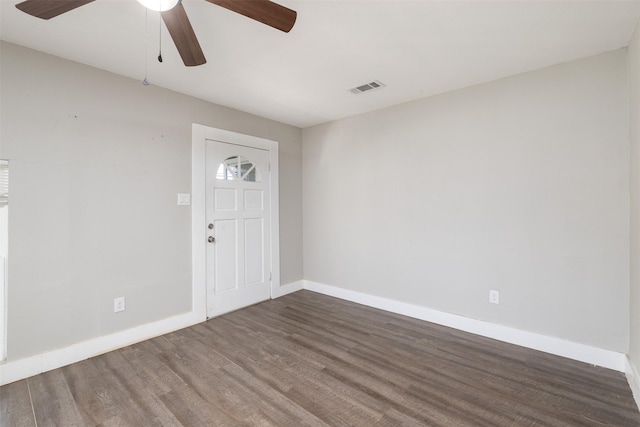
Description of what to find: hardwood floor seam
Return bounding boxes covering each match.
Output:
[25,379,37,427]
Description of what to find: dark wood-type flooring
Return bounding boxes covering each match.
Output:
[2,290,640,426]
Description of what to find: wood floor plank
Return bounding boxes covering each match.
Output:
[91,349,186,426]
[159,383,242,427]
[27,369,86,427]
[119,342,187,394]
[1,290,639,426]
[219,362,330,426]
[60,359,126,426]
[0,380,36,427]
[154,354,249,424]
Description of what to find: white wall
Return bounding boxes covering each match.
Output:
[0,41,303,361]
[303,50,630,352]
[628,16,640,399]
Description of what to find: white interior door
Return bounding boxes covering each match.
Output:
[205,140,271,317]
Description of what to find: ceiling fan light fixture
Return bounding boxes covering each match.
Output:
[137,0,180,12]
[16,0,296,67]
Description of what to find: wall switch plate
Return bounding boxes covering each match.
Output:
[489,290,500,304]
[177,193,191,206]
[114,297,125,313]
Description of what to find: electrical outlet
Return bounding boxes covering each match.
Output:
[489,290,500,305]
[114,297,125,313]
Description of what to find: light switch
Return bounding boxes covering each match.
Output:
[177,193,191,206]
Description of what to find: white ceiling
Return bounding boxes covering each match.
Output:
[2,0,640,128]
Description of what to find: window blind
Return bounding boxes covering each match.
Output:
[0,161,8,208]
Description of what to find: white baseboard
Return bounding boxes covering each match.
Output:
[0,279,306,386]
[303,280,627,372]
[626,357,640,411]
[0,311,201,386]
[272,279,304,298]
[1,280,628,387]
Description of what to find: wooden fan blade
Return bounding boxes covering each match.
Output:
[161,3,207,67]
[206,0,296,33]
[15,0,94,20]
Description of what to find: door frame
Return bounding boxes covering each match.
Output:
[191,124,280,319]
[0,160,7,362]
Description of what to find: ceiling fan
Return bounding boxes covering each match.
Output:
[14,0,297,67]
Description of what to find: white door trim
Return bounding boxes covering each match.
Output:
[191,124,280,319]
[0,159,7,362]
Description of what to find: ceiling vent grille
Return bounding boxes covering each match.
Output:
[350,80,385,94]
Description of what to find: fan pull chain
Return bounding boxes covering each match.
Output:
[158,13,163,63]
[143,8,150,85]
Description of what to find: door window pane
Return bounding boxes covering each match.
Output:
[216,156,260,182]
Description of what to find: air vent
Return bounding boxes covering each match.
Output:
[350,80,385,94]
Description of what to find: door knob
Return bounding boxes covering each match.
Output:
[208,236,215,243]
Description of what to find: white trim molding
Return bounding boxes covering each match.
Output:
[0,311,200,386]
[303,280,627,372]
[0,280,631,389]
[0,278,304,386]
[1,123,285,387]
[192,124,281,318]
[272,280,304,299]
[191,124,208,321]
[626,357,640,411]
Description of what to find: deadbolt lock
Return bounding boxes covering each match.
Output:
[208,223,214,229]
